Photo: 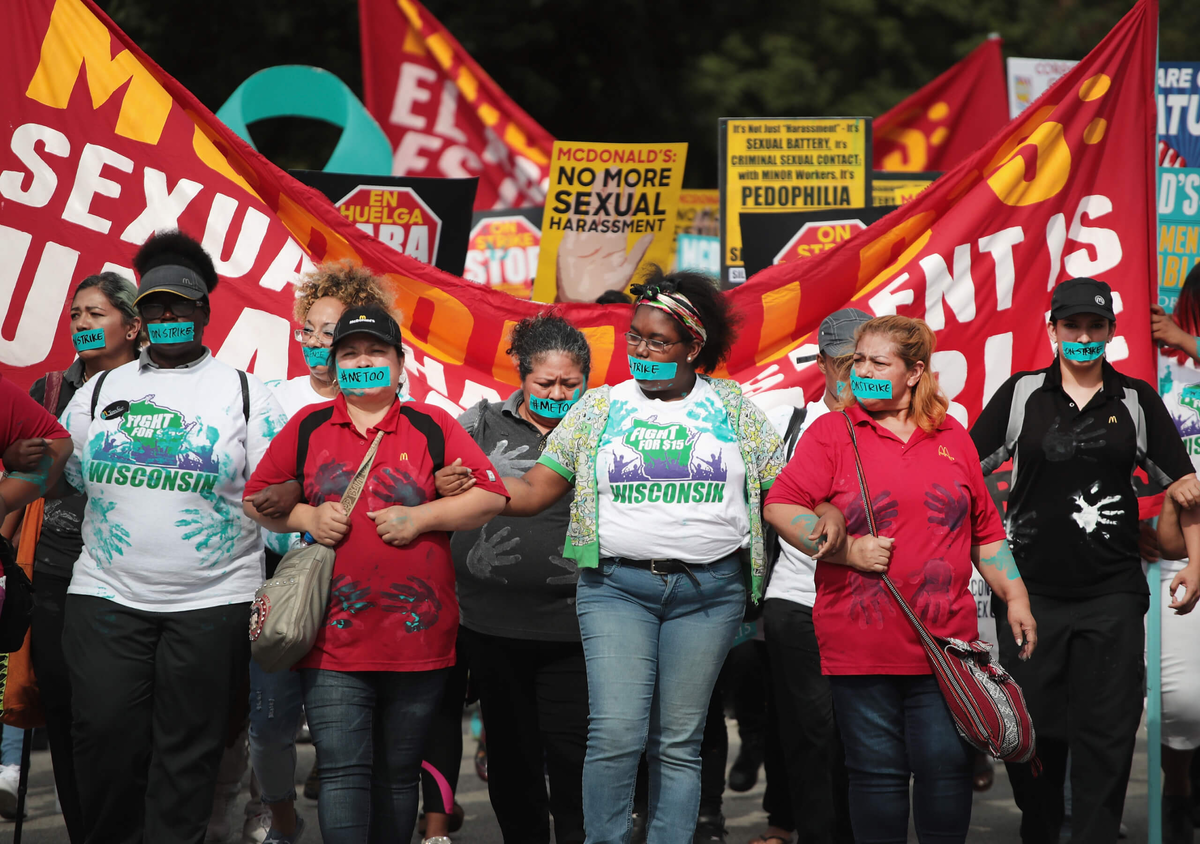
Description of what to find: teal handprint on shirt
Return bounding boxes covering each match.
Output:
[88,496,132,566]
[175,492,244,567]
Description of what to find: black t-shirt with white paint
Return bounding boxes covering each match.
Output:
[971,360,1192,598]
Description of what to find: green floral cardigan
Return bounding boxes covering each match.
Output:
[536,376,785,602]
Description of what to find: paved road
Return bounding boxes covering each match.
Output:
[0,717,1151,843]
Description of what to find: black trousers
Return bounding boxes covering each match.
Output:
[461,626,589,844]
[762,598,853,844]
[994,591,1148,844]
[30,573,84,843]
[63,594,251,844]
[420,632,469,814]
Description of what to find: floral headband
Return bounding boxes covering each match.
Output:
[630,283,708,344]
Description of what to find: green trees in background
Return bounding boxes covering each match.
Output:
[97,0,1198,185]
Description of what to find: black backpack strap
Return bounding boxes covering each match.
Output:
[238,370,250,423]
[89,369,113,419]
[400,406,446,473]
[783,405,808,457]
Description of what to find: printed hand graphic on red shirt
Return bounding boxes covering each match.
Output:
[925,482,969,534]
[844,490,898,535]
[847,574,896,629]
[909,557,955,625]
[380,576,442,633]
[327,574,375,629]
[466,524,521,584]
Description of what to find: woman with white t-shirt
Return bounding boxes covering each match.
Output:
[497,268,787,844]
[1149,262,1200,841]
[58,231,288,844]
[243,262,390,844]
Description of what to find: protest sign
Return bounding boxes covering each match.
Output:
[739,207,892,277]
[675,234,720,277]
[671,189,719,268]
[719,118,870,286]
[1006,57,1079,118]
[292,171,476,275]
[463,210,542,299]
[1157,168,1200,311]
[358,0,553,210]
[875,36,1007,173]
[872,171,941,207]
[532,141,687,303]
[1158,62,1200,167]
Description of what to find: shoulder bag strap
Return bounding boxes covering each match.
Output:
[238,370,250,423]
[839,411,942,651]
[43,371,65,414]
[89,370,113,419]
[337,430,385,518]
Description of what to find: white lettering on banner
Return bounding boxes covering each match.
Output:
[401,343,450,398]
[120,168,203,244]
[0,123,69,207]
[457,380,503,409]
[438,145,483,179]
[258,239,315,292]
[390,63,438,130]
[393,132,443,176]
[983,333,1014,406]
[100,262,133,280]
[931,350,968,427]
[1045,212,1067,290]
[434,80,467,143]
[63,142,133,234]
[203,194,270,278]
[869,273,915,315]
[1064,195,1122,278]
[978,226,1024,312]
[215,308,291,382]
[742,363,786,396]
[0,226,77,367]
[1159,171,1200,215]
[921,244,976,331]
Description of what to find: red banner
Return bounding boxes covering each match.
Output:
[874,36,1008,172]
[358,0,554,211]
[739,0,1158,424]
[0,0,1158,434]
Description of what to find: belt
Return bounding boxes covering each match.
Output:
[607,556,702,582]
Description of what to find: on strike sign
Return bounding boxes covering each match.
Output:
[463,215,541,299]
[336,185,442,265]
[774,219,866,265]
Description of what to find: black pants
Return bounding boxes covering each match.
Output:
[30,573,84,843]
[994,591,1148,844]
[63,594,251,844]
[461,626,589,844]
[420,633,469,814]
[763,598,853,844]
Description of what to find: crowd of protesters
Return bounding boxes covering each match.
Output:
[2,229,1200,844]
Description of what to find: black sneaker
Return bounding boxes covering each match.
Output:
[694,813,728,844]
[728,739,764,792]
[1164,796,1194,844]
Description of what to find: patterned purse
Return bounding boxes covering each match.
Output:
[840,412,1038,765]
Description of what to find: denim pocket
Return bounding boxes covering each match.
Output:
[704,556,743,581]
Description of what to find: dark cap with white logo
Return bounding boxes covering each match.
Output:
[135,264,210,302]
[331,304,404,349]
[1051,277,1115,321]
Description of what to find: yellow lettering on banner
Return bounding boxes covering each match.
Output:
[491,320,520,386]
[880,127,928,172]
[400,28,428,57]
[478,103,501,127]
[505,124,550,166]
[425,34,454,71]
[191,124,257,196]
[26,0,172,145]
[754,281,802,366]
[387,274,472,365]
[983,104,1072,207]
[856,212,936,292]
[457,67,479,103]
[578,325,616,386]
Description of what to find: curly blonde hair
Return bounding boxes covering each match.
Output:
[293,261,389,325]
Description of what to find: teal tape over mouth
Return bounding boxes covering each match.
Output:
[1061,341,1105,361]
[72,328,105,351]
[528,388,582,419]
[850,375,893,399]
[338,365,390,395]
[629,356,678,381]
[302,346,331,367]
[147,322,194,344]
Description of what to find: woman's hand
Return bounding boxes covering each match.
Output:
[1168,474,1200,510]
[2,438,51,474]
[1168,563,1200,615]
[308,501,350,547]
[246,481,303,520]
[435,459,475,498]
[1151,303,1196,356]
[845,534,893,573]
[368,505,425,547]
[811,504,847,560]
[1005,596,1037,660]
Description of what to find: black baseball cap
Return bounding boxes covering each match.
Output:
[796,308,873,362]
[331,305,403,349]
[1050,277,1115,321]
[135,264,210,302]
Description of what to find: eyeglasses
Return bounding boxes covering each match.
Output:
[625,331,678,353]
[140,300,201,320]
[294,327,336,344]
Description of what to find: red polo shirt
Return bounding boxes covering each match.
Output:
[0,374,70,455]
[245,395,507,672]
[765,405,1006,675]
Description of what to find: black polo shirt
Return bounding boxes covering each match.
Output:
[971,360,1192,598]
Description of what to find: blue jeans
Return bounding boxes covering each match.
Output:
[830,675,974,844]
[576,554,745,844]
[301,667,447,844]
[248,661,306,804]
[0,724,23,766]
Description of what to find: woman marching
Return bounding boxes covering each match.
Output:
[242,302,508,843]
[492,267,785,844]
[764,314,1036,844]
[435,312,593,844]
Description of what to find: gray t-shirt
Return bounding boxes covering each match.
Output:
[449,391,580,642]
[29,360,87,581]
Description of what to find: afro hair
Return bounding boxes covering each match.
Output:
[133,230,219,294]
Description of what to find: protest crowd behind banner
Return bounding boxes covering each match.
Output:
[2,0,1200,842]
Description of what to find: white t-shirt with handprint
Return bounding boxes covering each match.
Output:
[61,354,287,612]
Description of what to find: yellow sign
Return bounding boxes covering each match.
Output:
[873,173,939,207]
[720,118,869,285]
[670,189,720,269]
[533,140,688,303]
